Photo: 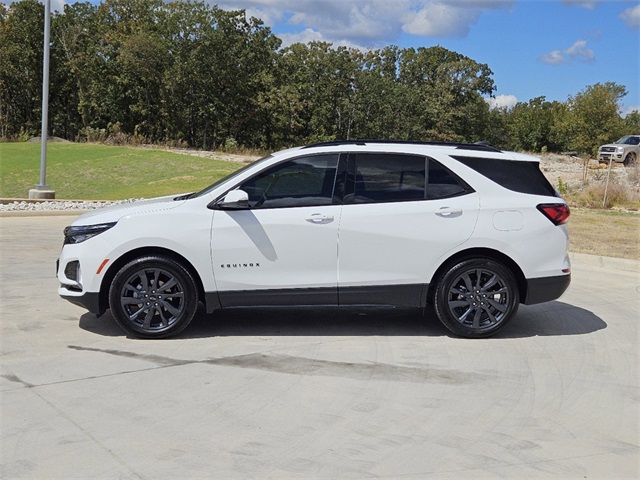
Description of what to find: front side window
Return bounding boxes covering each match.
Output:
[240,154,339,208]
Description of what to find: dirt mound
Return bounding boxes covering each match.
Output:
[27,136,71,143]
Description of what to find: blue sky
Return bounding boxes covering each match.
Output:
[53,0,640,114]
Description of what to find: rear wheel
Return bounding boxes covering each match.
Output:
[109,255,198,338]
[434,258,519,338]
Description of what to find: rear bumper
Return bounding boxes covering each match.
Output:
[524,274,571,305]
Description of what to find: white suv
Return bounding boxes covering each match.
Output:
[597,135,639,166]
[57,141,571,339]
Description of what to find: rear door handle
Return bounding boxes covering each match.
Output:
[305,213,334,224]
[435,207,463,218]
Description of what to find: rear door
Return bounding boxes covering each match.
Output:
[337,152,480,306]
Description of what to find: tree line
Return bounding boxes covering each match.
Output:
[1,0,638,156]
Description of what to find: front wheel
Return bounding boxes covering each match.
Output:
[109,255,198,338]
[623,152,636,167]
[434,258,519,338]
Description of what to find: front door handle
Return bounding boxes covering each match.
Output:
[435,207,463,218]
[305,213,334,224]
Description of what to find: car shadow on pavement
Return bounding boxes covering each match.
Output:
[78,300,606,339]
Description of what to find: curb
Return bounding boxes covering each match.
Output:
[0,210,89,217]
[569,252,639,274]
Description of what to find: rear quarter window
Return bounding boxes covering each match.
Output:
[452,156,558,197]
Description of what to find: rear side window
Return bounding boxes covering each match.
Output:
[345,153,472,204]
[427,159,472,200]
[452,156,558,197]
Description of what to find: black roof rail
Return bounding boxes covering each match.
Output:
[301,139,502,153]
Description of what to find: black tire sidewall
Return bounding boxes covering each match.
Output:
[623,152,636,166]
[109,255,198,338]
[434,258,519,338]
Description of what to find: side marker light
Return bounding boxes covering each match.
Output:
[96,259,109,275]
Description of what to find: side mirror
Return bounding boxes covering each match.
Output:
[215,189,249,210]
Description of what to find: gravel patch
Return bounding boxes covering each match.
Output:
[0,199,142,212]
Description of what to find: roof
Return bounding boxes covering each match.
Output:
[301,140,502,154]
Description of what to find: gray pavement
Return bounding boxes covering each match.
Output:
[1,215,638,479]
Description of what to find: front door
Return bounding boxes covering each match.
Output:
[210,153,342,307]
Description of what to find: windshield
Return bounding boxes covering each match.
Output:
[189,155,274,199]
[615,136,640,146]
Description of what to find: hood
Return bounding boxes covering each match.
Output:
[71,194,187,226]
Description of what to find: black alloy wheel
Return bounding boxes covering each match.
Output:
[434,258,519,338]
[109,255,198,338]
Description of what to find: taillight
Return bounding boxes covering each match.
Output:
[537,203,570,225]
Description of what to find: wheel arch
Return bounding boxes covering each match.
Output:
[98,247,207,316]
[427,248,527,305]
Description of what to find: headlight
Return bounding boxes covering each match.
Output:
[616,147,624,153]
[63,222,117,245]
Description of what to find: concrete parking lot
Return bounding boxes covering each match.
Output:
[1,215,638,479]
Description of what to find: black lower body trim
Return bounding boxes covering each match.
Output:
[215,284,426,309]
[524,274,571,304]
[60,290,102,315]
[219,287,338,308]
[339,284,426,307]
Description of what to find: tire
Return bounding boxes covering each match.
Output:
[108,255,198,338]
[434,258,519,338]
[623,152,636,167]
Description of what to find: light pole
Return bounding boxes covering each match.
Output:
[29,0,55,199]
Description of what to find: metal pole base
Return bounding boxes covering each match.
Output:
[28,188,56,199]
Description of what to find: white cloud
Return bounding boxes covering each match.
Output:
[402,2,481,38]
[486,94,518,110]
[565,39,595,60]
[539,49,566,65]
[539,39,595,65]
[278,28,368,50]
[620,4,640,31]
[216,1,515,45]
[622,105,640,118]
[561,0,598,9]
[51,0,66,13]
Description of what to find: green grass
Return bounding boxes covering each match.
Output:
[568,208,639,259]
[0,142,242,200]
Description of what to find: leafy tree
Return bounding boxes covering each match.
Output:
[506,96,567,152]
[50,2,100,139]
[0,0,633,156]
[624,110,640,132]
[397,46,495,141]
[0,0,44,139]
[561,82,628,157]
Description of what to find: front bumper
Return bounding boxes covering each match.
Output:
[59,288,103,315]
[597,152,624,163]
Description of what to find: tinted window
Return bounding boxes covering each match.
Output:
[240,154,339,208]
[347,154,426,203]
[452,156,558,197]
[346,154,471,204]
[427,160,472,200]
